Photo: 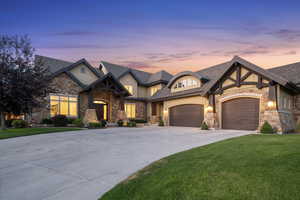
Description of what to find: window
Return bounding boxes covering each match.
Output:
[50,94,78,117]
[150,87,159,96]
[80,67,85,73]
[173,78,198,89]
[124,85,133,95]
[125,103,136,118]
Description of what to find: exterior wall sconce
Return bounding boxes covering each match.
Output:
[205,105,213,113]
[267,100,276,109]
[163,109,168,115]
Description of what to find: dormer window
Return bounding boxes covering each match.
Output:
[173,78,199,90]
[80,67,85,73]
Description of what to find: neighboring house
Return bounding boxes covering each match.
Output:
[33,55,300,133]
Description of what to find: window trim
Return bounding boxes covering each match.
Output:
[125,103,136,118]
[50,93,78,117]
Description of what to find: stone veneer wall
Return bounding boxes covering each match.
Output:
[80,90,122,122]
[214,85,271,131]
[213,84,296,133]
[124,100,147,120]
[293,95,300,124]
[31,73,82,123]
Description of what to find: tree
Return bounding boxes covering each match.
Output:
[0,35,53,129]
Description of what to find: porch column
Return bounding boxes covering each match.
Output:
[83,91,98,125]
[205,94,218,129]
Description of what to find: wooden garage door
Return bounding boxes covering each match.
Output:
[222,98,259,130]
[169,104,204,127]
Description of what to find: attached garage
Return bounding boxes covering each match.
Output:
[222,98,259,130]
[169,104,204,127]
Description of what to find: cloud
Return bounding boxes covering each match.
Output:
[51,31,100,36]
[267,29,300,41]
[119,61,160,70]
[144,51,198,63]
[283,50,297,55]
[37,44,129,49]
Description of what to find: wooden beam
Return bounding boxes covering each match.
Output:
[236,65,241,87]
[240,71,252,82]
[257,75,263,89]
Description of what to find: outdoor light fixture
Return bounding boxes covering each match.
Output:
[267,101,275,109]
[206,105,213,112]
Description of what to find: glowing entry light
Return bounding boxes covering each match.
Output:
[206,106,213,112]
[267,101,275,108]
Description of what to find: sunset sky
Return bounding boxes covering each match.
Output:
[1,0,300,74]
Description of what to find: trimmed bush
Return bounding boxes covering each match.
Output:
[127,121,137,127]
[88,122,102,129]
[51,115,68,127]
[260,121,274,134]
[130,119,147,123]
[41,118,53,124]
[101,120,107,127]
[11,119,28,128]
[201,122,209,130]
[5,119,14,127]
[67,118,76,124]
[158,119,164,126]
[117,120,124,127]
[73,118,84,127]
[296,123,300,133]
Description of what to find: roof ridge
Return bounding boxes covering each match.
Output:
[269,61,300,70]
[101,60,153,75]
[35,55,73,64]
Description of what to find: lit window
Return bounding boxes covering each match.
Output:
[50,95,78,117]
[125,103,136,118]
[124,85,133,95]
[151,87,159,96]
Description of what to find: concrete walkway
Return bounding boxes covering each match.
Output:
[0,127,250,200]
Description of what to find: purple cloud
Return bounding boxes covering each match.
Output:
[267,29,300,41]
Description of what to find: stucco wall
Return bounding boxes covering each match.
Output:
[69,64,98,85]
[163,96,209,126]
[119,74,138,97]
[138,86,148,97]
[170,75,201,93]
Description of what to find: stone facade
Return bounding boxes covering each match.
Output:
[31,73,82,123]
[80,89,122,123]
[125,100,147,120]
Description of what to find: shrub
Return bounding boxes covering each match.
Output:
[73,118,84,127]
[117,119,124,127]
[11,119,28,128]
[296,123,300,133]
[127,121,137,127]
[41,118,53,124]
[260,121,274,134]
[51,115,68,127]
[67,118,75,124]
[101,120,107,127]
[158,119,164,126]
[201,122,209,130]
[88,122,102,129]
[5,119,14,127]
[130,119,147,123]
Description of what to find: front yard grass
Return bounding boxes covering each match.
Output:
[100,134,300,200]
[0,127,84,140]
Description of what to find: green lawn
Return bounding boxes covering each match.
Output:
[100,134,300,200]
[0,127,84,140]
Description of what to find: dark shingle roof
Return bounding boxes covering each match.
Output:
[35,55,73,74]
[151,56,300,101]
[268,62,300,85]
[100,61,172,86]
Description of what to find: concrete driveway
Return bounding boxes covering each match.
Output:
[0,127,249,200]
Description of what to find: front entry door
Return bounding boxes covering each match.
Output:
[94,101,108,121]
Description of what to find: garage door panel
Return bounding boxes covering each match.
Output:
[170,104,204,127]
[222,98,259,130]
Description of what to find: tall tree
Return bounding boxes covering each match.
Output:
[0,35,53,129]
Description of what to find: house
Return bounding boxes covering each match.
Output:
[33,55,300,133]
